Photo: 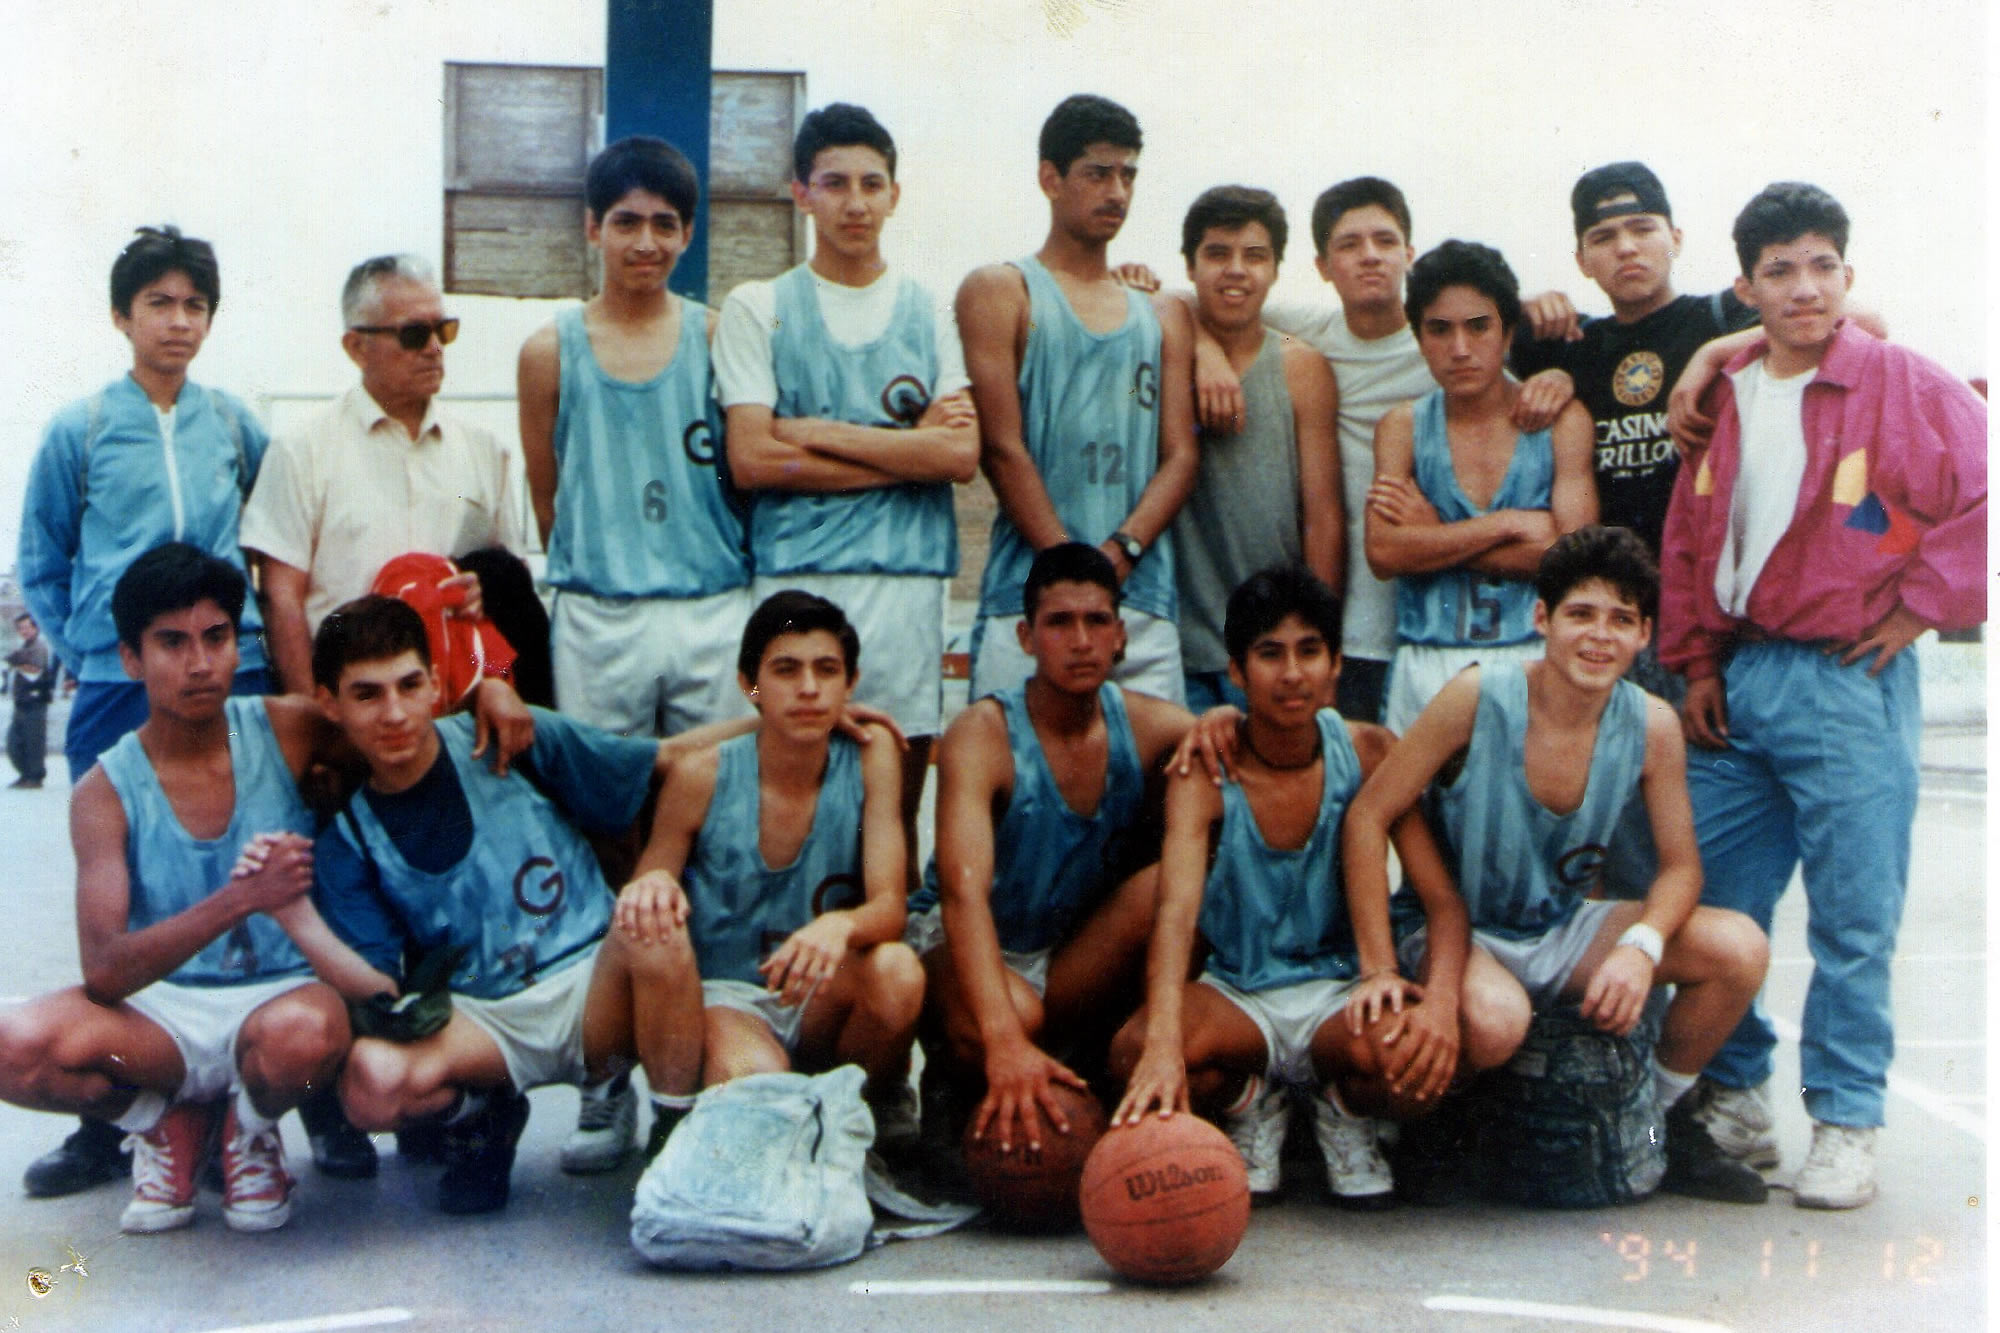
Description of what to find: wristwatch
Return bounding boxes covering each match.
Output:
[1109,530,1144,564]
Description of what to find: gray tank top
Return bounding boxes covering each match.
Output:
[1171,330,1301,672]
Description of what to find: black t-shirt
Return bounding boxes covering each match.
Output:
[362,746,475,873]
[1512,290,1758,555]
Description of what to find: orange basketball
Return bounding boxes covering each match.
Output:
[1079,1114,1251,1284]
[961,1082,1107,1230]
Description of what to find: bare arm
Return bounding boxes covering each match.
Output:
[612,745,718,946]
[1342,673,1481,993]
[932,705,1094,1146]
[256,554,316,697]
[935,705,1028,1059]
[848,729,909,946]
[775,390,979,483]
[1579,700,1702,1035]
[73,773,311,1004]
[1285,341,1344,593]
[1112,770,1219,1124]
[725,403,900,493]
[1342,721,1468,1102]
[1633,700,1702,942]
[630,746,717,882]
[268,895,398,1000]
[959,264,1069,552]
[516,323,562,545]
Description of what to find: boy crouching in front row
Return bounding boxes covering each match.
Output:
[271,594,707,1214]
[1343,525,1771,1203]
[1110,566,1491,1208]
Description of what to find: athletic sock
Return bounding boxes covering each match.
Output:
[1654,1065,1698,1114]
[114,1090,168,1135]
[232,1087,277,1137]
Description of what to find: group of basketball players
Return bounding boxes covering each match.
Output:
[1,88,1984,1249]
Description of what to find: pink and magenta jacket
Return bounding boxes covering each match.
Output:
[1659,320,1987,681]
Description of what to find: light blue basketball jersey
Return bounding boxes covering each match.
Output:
[976,256,1173,621]
[684,733,867,985]
[1394,389,1553,647]
[546,301,749,598]
[1199,709,1362,992]
[910,682,1144,952]
[1429,661,1647,939]
[335,715,615,999]
[99,696,312,987]
[752,266,955,577]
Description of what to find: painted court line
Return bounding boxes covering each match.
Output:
[851,1279,1112,1296]
[1771,1015,1984,1140]
[1424,1294,1731,1332]
[187,1309,414,1333]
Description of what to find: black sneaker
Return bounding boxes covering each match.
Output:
[23,1119,131,1197]
[299,1088,378,1179]
[437,1091,531,1215]
[1661,1098,1769,1205]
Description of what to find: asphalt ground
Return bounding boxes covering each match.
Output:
[0,708,1984,1333]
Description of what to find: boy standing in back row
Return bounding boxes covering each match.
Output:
[959,94,1198,705]
[1169,186,1342,713]
[1193,179,1432,723]
[1660,183,1986,1210]
[716,102,979,845]
[1365,240,1596,733]
[517,135,755,1173]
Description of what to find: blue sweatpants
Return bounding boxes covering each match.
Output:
[1688,639,1919,1128]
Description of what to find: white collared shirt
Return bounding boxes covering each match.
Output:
[240,385,526,631]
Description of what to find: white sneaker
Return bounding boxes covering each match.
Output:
[220,1106,295,1233]
[1311,1087,1394,1208]
[1220,1077,1290,1196]
[1793,1121,1877,1210]
[560,1072,636,1174]
[1691,1078,1781,1170]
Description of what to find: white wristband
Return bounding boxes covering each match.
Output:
[1617,922,1665,967]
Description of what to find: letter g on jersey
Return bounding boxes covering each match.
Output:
[683,419,717,465]
[880,374,931,427]
[1132,361,1158,410]
[1556,842,1609,892]
[513,855,566,916]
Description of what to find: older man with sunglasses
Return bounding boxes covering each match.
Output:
[241,254,527,699]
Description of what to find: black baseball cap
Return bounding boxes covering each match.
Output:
[1572,162,1672,238]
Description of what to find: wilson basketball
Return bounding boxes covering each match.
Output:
[1079,1114,1250,1284]
[961,1082,1107,1229]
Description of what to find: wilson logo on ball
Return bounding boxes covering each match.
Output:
[1122,1161,1228,1201]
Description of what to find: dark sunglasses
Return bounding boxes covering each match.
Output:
[351,317,460,350]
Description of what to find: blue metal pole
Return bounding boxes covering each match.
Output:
[605,0,713,301]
